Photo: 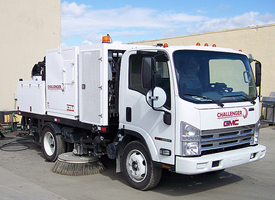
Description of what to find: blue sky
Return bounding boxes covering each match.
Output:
[61,0,275,46]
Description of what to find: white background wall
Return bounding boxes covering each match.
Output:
[0,0,61,110]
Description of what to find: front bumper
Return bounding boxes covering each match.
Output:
[175,144,266,175]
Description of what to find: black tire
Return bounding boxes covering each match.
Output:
[122,140,162,190]
[41,126,65,162]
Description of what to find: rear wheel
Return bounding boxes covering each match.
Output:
[41,126,65,162]
[122,140,162,190]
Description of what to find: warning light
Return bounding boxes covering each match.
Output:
[163,43,168,48]
[212,44,217,47]
[102,35,111,43]
[204,43,209,46]
[196,42,201,46]
[239,50,243,52]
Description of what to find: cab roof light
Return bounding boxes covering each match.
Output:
[197,42,216,47]
[102,34,112,43]
[156,43,168,48]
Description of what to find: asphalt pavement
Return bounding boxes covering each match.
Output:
[0,125,274,200]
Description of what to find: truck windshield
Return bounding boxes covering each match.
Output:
[173,50,257,104]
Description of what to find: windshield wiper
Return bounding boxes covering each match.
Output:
[228,94,256,105]
[183,94,224,107]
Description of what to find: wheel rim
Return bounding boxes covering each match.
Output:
[126,149,147,183]
[43,131,55,156]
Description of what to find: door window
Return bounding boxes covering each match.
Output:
[129,53,171,109]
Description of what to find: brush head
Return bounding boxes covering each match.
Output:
[52,152,105,176]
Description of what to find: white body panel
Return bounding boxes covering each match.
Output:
[198,101,260,130]
[17,80,45,114]
[119,49,176,165]
[79,45,107,125]
[45,47,79,120]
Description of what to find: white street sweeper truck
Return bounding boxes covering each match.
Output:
[16,35,266,190]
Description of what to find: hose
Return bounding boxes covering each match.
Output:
[11,112,16,132]
[0,134,31,152]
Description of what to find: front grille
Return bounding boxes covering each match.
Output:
[201,125,255,155]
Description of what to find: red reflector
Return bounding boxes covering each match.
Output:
[100,127,107,131]
[54,118,60,122]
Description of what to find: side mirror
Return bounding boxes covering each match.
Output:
[142,57,155,89]
[255,61,261,87]
[146,87,167,108]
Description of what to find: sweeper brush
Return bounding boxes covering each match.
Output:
[52,152,105,176]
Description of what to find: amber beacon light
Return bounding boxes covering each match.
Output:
[102,35,111,43]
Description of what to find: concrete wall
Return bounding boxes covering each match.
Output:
[132,24,275,98]
[0,0,61,111]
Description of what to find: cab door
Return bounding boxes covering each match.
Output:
[119,50,175,165]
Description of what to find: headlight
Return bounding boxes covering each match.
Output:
[184,124,199,136]
[183,142,199,155]
[253,120,260,145]
[181,122,201,156]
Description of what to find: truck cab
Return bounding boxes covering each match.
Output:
[118,44,266,188]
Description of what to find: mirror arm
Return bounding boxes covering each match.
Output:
[151,107,171,126]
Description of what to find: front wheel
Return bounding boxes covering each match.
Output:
[122,141,162,190]
[41,126,65,162]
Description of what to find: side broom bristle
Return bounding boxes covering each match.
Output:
[52,153,105,176]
